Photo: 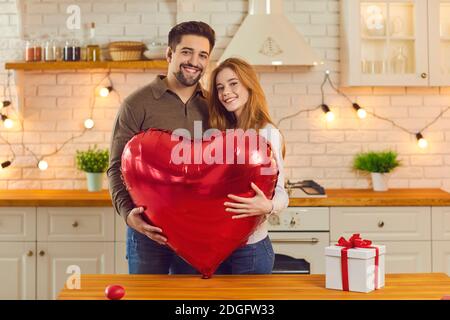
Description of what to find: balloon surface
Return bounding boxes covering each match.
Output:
[121,128,278,277]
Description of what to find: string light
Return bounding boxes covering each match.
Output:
[84,118,95,129]
[1,114,13,129]
[416,133,428,149]
[0,70,120,169]
[353,103,367,119]
[38,160,48,171]
[321,104,335,122]
[0,161,11,169]
[1,100,11,108]
[277,71,450,150]
[99,86,113,97]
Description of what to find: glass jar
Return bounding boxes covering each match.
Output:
[25,40,35,62]
[63,40,73,61]
[73,39,81,61]
[34,40,42,61]
[44,40,56,61]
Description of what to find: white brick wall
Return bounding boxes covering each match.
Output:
[1,0,450,191]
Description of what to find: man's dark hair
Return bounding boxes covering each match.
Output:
[168,21,215,53]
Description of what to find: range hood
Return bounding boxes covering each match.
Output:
[219,0,321,66]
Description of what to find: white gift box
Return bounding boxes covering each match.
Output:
[325,244,386,293]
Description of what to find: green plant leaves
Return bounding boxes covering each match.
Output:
[75,144,109,173]
[353,150,401,173]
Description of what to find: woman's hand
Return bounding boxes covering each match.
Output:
[224,182,273,219]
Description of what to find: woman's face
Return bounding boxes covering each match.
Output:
[215,67,249,117]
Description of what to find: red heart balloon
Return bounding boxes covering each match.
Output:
[121,128,278,277]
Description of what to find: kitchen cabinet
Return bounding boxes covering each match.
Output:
[0,242,36,300]
[432,207,450,274]
[36,242,114,300]
[330,207,433,273]
[0,207,117,300]
[0,207,36,300]
[341,0,450,86]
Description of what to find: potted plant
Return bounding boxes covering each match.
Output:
[76,145,109,192]
[353,150,401,191]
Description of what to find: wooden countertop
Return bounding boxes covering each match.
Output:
[1,188,450,207]
[58,273,450,300]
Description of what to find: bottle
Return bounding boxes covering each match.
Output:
[86,22,101,62]
[392,47,407,74]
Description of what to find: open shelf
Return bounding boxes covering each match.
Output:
[4,60,168,70]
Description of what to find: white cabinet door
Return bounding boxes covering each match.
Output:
[428,0,450,85]
[432,207,450,240]
[330,207,431,241]
[341,0,429,86]
[382,241,432,273]
[432,241,450,275]
[36,242,114,300]
[115,242,128,274]
[0,242,36,300]
[0,207,36,241]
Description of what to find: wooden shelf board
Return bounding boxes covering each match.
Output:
[4,60,168,70]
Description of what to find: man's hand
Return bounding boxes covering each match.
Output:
[224,182,273,219]
[126,207,167,245]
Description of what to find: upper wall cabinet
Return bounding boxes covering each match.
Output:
[341,0,449,86]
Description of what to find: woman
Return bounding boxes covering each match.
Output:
[208,57,289,274]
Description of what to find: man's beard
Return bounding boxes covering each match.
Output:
[174,64,203,87]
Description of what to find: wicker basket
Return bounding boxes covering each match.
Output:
[108,41,145,61]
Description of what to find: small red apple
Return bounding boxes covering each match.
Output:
[105,284,125,300]
[441,295,450,300]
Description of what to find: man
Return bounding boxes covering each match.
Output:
[107,21,215,274]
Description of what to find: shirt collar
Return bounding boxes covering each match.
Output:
[151,75,206,100]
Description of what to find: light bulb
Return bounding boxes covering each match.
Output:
[3,118,13,128]
[325,111,335,122]
[99,86,112,97]
[418,138,428,149]
[357,108,367,119]
[38,160,48,171]
[416,133,428,149]
[84,118,95,129]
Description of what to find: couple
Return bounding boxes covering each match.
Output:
[107,21,288,275]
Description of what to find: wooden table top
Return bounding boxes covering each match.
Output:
[58,273,450,300]
[1,188,450,207]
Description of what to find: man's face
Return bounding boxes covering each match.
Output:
[167,35,211,87]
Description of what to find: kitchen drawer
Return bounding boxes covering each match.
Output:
[432,207,450,240]
[330,207,431,241]
[0,207,36,241]
[37,207,114,241]
[268,207,329,231]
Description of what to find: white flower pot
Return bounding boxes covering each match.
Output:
[371,172,388,192]
[86,172,103,192]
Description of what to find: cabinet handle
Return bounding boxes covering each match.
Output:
[72,221,79,228]
[421,72,428,79]
[378,221,385,228]
[27,250,33,257]
[39,250,45,257]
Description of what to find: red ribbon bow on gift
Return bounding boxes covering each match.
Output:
[336,233,379,291]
